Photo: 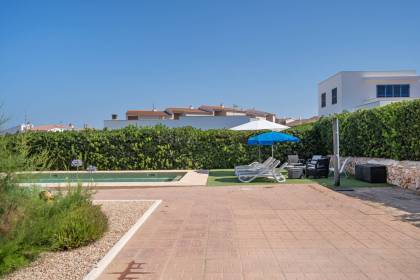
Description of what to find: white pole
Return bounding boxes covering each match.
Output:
[332,118,340,187]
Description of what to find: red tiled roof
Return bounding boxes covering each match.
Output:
[246,109,275,117]
[199,105,246,113]
[126,110,170,117]
[287,116,320,127]
[165,107,213,115]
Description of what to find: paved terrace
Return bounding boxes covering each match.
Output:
[95,184,420,280]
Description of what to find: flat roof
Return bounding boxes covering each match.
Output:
[165,107,213,115]
[318,70,417,85]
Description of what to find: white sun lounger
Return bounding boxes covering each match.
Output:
[236,160,286,183]
[234,157,275,175]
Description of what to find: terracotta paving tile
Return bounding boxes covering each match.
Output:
[283,272,307,279]
[343,272,370,280]
[204,273,243,280]
[265,231,296,239]
[94,185,420,280]
[238,238,271,248]
[236,231,266,239]
[406,273,420,280]
[291,231,325,240]
[205,258,242,273]
[243,272,286,279]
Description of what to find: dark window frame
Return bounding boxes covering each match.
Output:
[321,93,326,108]
[377,84,410,98]
[331,88,337,105]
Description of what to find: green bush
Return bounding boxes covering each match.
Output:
[52,202,107,250]
[0,186,108,276]
[0,133,108,277]
[339,100,420,160]
[15,126,264,170]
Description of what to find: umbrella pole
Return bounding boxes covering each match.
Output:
[259,146,261,162]
[271,145,274,157]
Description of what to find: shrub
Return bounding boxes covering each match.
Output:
[340,100,420,160]
[0,132,108,277]
[52,199,107,250]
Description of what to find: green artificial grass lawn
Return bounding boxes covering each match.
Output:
[207,169,391,189]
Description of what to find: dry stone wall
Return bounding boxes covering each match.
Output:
[344,157,420,191]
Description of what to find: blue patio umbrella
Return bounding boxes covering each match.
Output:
[248,132,300,158]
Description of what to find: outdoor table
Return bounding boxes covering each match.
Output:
[288,166,305,179]
[355,163,387,183]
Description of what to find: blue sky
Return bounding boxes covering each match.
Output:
[1,0,420,128]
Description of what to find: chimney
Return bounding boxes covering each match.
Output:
[111,114,118,120]
[189,105,194,109]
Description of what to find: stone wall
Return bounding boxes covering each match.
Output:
[344,157,420,190]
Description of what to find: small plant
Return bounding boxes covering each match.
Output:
[0,115,108,276]
[52,202,107,250]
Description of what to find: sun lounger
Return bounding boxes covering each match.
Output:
[234,157,274,175]
[236,160,286,183]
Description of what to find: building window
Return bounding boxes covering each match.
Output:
[331,88,337,104]
[321,93,326,108]
[377,84,410,98]
[401,85,410,97]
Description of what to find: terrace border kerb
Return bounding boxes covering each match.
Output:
[83,199,162,280]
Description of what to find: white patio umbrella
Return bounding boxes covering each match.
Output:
[230,119,289,131]
[230,119,290,161]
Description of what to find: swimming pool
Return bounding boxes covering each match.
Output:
[19,171,186,184]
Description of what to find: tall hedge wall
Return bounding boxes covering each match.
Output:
[298,99,420,161]
[18,126,304,170]
[5,99,420,170]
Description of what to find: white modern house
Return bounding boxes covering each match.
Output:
[318,70,420,116]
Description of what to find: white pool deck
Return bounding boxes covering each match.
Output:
[18,170,209,189]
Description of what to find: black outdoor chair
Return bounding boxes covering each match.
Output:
[305,157,330,178]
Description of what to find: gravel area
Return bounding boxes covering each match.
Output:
[4,200,154,280]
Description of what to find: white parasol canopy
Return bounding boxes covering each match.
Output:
[230,119,289,131]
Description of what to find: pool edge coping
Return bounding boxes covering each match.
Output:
[18,170,209,189]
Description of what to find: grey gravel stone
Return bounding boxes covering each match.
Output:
[4,200,153,280]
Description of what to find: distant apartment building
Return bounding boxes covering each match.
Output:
[166,107,214,119]
[199,105,247,117]
[282,116,320,127]
[31,124,76,132]
[318,70,420,116]
[1,123,76,134]
[0,123,34,134]
[104,105,278,130]
[126,110,171,120]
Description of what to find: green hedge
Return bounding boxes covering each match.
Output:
[300,99,420,161]
[5,99,420,170]
[20,126,279,170]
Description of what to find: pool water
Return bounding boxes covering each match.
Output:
[19,171,186,184]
